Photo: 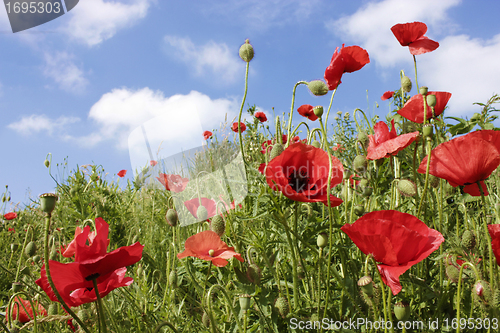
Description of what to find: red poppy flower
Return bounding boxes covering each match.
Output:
[397,91,452,123]
[258,163,266,175]
[391,22,439,55]
[488,224,500,266]
[62,222,104,258]
[150,160,158,167]
[367,119,419,160]
[381,91,394,101]
[117,170,127,178]
[8,228,15,233]
[418,130,500,196]
[324,44,370,90]
[177,230,244,267]
[184,197,217,220]
[341,210,444,295]
[297,104,318,121]
[6,296,47,323]
[36,218,143,307]
[4,212,17,220]
[232,122,246,133]
[255,111,267,122]
[332,143,345,152]
[265,142,344,207]
[203,130,213,140]
[156,173,189,192]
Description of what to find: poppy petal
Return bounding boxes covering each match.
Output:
[408,37,439,55]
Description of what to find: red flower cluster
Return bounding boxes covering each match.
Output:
[366,119,419,160]
[232,122,246,133]
[178,230,244,267]
[324,44,370,90]
[36,218,143,307]
[156,173,189,192]
[398,91,452,123]
[255,111,267,122]
[117,170,127,178]
[265,142,343,207]
[391,22,439,55]
[6,296,47,323]
[418,130,500,196]
[4,212,17,220]
[203,130,213,140]
[342,210,444,295]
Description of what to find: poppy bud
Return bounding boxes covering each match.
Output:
[419,86,428,96]
[239,39,254,62]
[1,195,5,202]
[394,301,410,321]
[136,265,143,278]
[311,140,321,148]
[445,264,460,283]
[317,233,328,248]
[275,297,289,318]
[12,282,22,292]
[357,132,369,148]
[461,230,476,250]
[48,304,58,316]
[307,80,328,96]
[397,179,417,197]
[166,209,178,227]
[359,178,369,189]
[20,266,30,276]
[247,264,261,285]
[25,241,36,257]
[313,106,324,118]
[353,155,368,173]
[357,276,373,296]
[197,205,208,221]
[362,186,373,197]
[33,255,41,263]
[169,269,178,288]
[354,205,365,216]
[11,243,18,252]
[210,215,225,237]
[474,280,492,306]
[202,311,210,327]
[426,94,437,107]
[44,159,50,168]
[429,175,440,188]
[401,76,412,93]
[422,124,433,138]
[49,249,57,261]
[270,143,284,160]
[39,193,58,214]
[239,294,251,311]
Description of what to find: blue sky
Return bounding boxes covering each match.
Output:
[1,0,500,209]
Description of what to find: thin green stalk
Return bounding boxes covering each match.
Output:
[206,284,243,333]
[413,55,419,92]
[323,88,337,133]
[153,321,179,333]
[417,138,432,219]
[478,181,495,289]
[237,62,250,165]
[92,279,108,333]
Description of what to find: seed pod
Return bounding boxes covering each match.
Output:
[48,304,58,316]
[25,241,36,257]
[419,86,428,96]
[239,39,254,62]
[426,94,437,107]
[357,276,373,297]
[210,215,225,237]
[313,106,324,118]
[462,230,476,250]
[275,297,289,318]
[239,294,251,311]
[422,124,433,138]
[394,301,410,321]
[354,205,365,216]
[307,80,328,96]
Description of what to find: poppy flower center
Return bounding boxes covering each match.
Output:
[84,273,100,281]
[208,249,215,257]
[288,169,315,193]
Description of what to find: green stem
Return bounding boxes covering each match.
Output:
[478,181,495,289]
[286,81,308,147]
[237,62,250,166]
[206,284,243,333]
[417,138,432,219]
[413,55,419,92]
[93,278,108,333]
[323,88,337,133]
[153,321,179,333]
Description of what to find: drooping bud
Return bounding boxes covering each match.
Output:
[11,243,18,252]
[397,179,417,197]
[202,311,210,327]
[357,276,373,297]
[270,143,285,160]
[239,39,254,62]
[197,205,208,221]
[275,297,289,318]
[401,76,412,93]
[419,86,428,96]
[353,155,368,174]
[169,269,178,288]
[307,80,328,96]
[445,264,460,283]
[357,132,369,149]
[25,241,36,257]
[210,215,225,237]
[246,264,261,285]
[461,230,476,250]
[44,159,50,168]
[394,301,411,321]
[166,209,178,227]
[429,175,440,188]
[313,106,324,118]
[311,140,321,148]
[362,186,373,197]
[426,94,437,107]
[317,233,328,249]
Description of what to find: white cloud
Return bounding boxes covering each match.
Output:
[163,36,243,84]
[63,0,151,47]
[7,114,80,135]
[326,0,461,67]
[79,88,240,151]
[43,52,88,93]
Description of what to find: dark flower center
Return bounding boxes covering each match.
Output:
[85,273,100,281]
[288,169,315,193]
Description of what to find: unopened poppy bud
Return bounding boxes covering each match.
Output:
[357,132,369,148]
[397,179,417,197]
[12,282,22,292]
[311,140,321,148]
[20,266,30,276]
[169,269,178,288]
[359,179,369,189]
[11,243,18,252]
[474,280,492,306]
[313,105,324,118]
[462,230,476,250]
[354,205,365,216]
[357,276,373,296]
[1,195,5,202]
[247,263,261,284]
[445,264,460,283]
[202,311,210,327]
[275,297,289,318]
[48,303,58,316]
[25,241,36,257]
[419,86,428,96]
[394,301,410,321]
[426,94,437,107]
[317,233,328,248]
[197,205,208,221]
[39,193,58,214]
[239,39,254,62]
[422,124,433,138]
[239,294,251,311]
[49,249,57,260]
[210,215,225,236]
[270,143,284,160]
[166,209,178,227]
[44,159,50,168]
[7,196,10,201]
[32,255,41,263]
[307,80,328,96]
[363,186,373,197]
[429,175,440,188]
[353,155,368,173]
[401,76,412,93]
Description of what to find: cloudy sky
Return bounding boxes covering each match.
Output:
[1,0,500,207]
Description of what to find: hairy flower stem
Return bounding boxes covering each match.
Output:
[43,214,91,333]
[417,139,432,219]
[478,182,495,289]
[7,291,39,332]
[15,226,31,282]
[206,284,243,333]
[92,279,108,333]
[323,88,337,133]
[413,55,419,92]
[456,262,481,333]
[286,81,308,147]
[153,321,179,333]
[237,62,250,166]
